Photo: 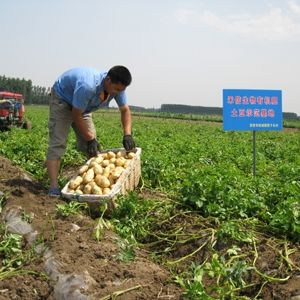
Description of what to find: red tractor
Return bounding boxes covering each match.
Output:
[0,91,31,130]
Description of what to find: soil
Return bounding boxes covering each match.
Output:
[0,155,299,300]
[143,213,300,299]
[0,156,183,300]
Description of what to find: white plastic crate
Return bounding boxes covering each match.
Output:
[61,147,141,208]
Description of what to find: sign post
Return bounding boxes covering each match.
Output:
[223,89,283,177]
[253,130,256,177]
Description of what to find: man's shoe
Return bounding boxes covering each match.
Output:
[48,188,61,197]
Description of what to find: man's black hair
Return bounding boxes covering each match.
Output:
[107,66,132,86]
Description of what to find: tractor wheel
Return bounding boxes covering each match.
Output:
[0,126,9,132]
[22,120,32,130]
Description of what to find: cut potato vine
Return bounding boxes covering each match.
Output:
[67,151,135,195]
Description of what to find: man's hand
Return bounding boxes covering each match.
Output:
[123,135,135,151]
[87,139,101,158]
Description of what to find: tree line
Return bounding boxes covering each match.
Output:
[0,75,51,104]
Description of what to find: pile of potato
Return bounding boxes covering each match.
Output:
[67,150,135,195]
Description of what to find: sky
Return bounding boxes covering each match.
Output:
[1,0,300,114]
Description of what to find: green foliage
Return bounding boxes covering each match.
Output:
[0,106,86,185]
[217,220,255,243]
[111,192,157,242]
[269,197,300,240]
[177,253,251,300]
[0,225,46,280]
[0,106,299,240]
[176,264,214,299]
[93,204,112,242]
[56,201,88,217]
[0,232,23,267]
[21,210,34,224]
[116,239,136,263]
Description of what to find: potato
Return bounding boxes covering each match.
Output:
[92,185,102,195]
[103,166,110,177]
[83,184,92,194]
[124,160,131,168]
[116,151,126,158]
[89,161,98,168]
[79,165,89,175]
[76,184,84,191]
[115,166,125,173]
[103,187,111,195]
[95,155,104,164]
[69,176,83,189]
[110,172,120,181]
[108,163,115,170]
[107,151,116,159]
[115,157,126,167]
[109,157,116,164]
[101,153,108,160]
[126,152,135,159]
[83,168,95,184]
[108,174,115,185]
[89,181,97,188]
[70,148,138,196]
[95,175,110,188]
[102,159,110,167]
[94,164,103,175]
[69,181,77,190]
[111,168,123,180]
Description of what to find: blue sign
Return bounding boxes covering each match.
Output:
[223,89,282,131]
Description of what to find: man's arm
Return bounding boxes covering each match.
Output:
[72,107,94,141]
[119,104,132,135]
[119,105,136,151]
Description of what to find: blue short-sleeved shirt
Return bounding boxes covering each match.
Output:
[53,67,128,113]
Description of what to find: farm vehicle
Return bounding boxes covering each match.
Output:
[0,91,31,130]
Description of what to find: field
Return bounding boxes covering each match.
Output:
[0,106,299,299]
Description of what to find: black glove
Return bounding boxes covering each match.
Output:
[123,135,135,151]
[87,138,101,158]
